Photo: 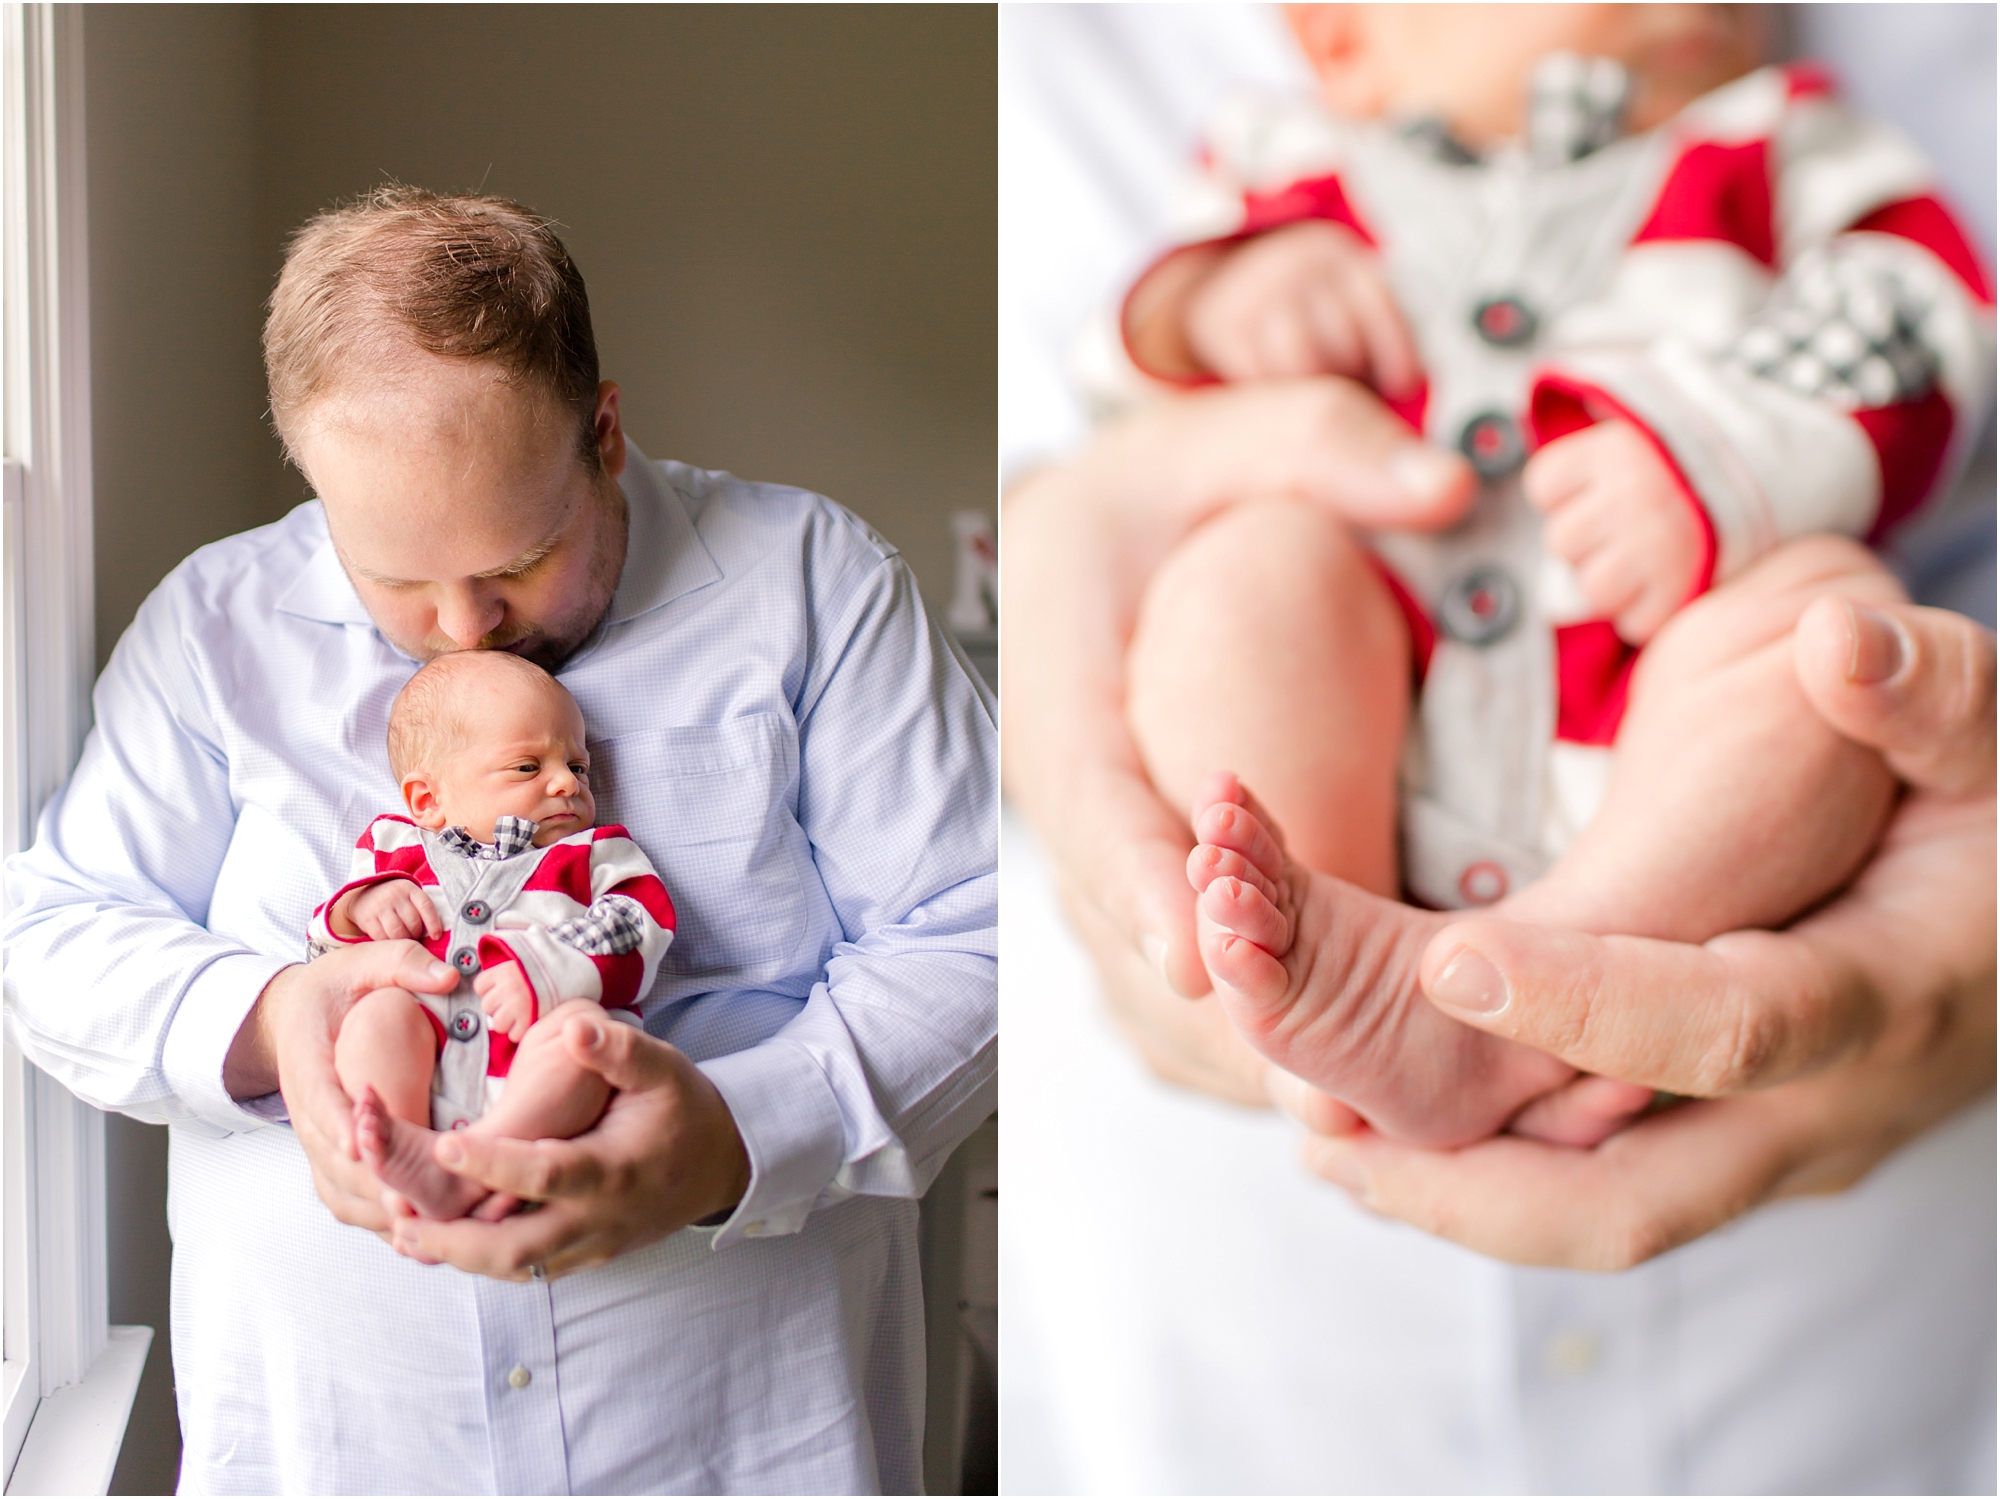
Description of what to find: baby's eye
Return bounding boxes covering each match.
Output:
[513,761,539,775]
[569,762,589,779]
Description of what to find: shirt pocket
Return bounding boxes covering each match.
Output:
[587,714,830,993]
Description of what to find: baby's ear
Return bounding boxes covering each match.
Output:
[401,772,448,829]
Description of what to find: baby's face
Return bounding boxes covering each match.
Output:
[405,673,596,847]
[1292,4,1766,145]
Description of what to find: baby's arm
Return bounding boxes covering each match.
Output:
[473,826,676,1034]
[1527,93,1992,637]
[306,815,442,954]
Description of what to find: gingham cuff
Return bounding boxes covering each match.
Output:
[159,950,298,1135]
[697,1038,845,1250]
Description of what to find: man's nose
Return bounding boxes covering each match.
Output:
[434,585,503,649]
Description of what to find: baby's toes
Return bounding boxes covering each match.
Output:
[1191,799,1286,883]
[1187,842,1280,905]
[1197,873,1291,954]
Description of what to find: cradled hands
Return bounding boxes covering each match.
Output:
[1523,418,1708,644]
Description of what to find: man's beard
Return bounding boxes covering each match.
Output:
[414,487,629,672]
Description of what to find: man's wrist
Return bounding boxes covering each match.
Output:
[222,967,288,1100]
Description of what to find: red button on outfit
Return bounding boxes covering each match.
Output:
[1458,861,1508,905]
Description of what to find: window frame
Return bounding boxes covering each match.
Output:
[1,2,120,1487]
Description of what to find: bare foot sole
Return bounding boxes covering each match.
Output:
[1187,772,1649,1148]
[354,1087,491,1221]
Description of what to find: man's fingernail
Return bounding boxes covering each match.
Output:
[1429,947,1509,1015]
[1389,444,1460,502]
[578,1021,603,1048]
[429,961,456,982]
[1845,601,1911,685]
[436,1140,464,1169]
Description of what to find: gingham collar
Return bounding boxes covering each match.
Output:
[437,816,538,861]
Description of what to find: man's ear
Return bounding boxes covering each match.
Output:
[1284,5,1385,120]
[402,772,448,829]
[594,381,626,480]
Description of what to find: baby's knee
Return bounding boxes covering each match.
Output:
[1138,499,1390,650]
[339,987,431,1043]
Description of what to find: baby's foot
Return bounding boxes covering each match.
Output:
[354,1087,489,1221]
[1187,774,1650,1148]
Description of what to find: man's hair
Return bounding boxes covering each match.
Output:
[387,649,566,782]
[264,184,601,466]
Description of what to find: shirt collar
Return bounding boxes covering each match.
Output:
[438,816,538,860]
[269,439,722,631]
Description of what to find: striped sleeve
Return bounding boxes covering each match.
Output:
[476,825,675,1017]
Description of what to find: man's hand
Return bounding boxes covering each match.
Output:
[227,942,460,1233]
[333,877,442,942]
[474,960,537,1043]
[1180,222,1423,394]
[387,1012,752,1280]
[1281,600,1995,1268]
[1523,419,1707,644]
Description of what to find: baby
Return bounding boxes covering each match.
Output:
[1108,6,1992,1146]
[308,649,675,1219]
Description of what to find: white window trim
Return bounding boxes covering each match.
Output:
[1,5,147,1492]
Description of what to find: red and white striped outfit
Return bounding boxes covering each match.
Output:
[309,814,676,1087]
[1110,61,1994,911]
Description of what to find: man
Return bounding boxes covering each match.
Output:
[5,188,997,1493]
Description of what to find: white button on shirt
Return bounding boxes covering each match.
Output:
[4,447,997,1493]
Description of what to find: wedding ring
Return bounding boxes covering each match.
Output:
[529,1262,546,1281]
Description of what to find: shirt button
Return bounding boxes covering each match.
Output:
[451,945,480,975]
[507,1365,532,1390]
[1458,411,1526,479]
[1472,294,1538,348]
[745,1220,766,1235]
[1457,861,1509,905]
[461,899,490,924]
[1543,1329,1602,1377]
[449,1010,483,1042]
[1439,566,1520,645]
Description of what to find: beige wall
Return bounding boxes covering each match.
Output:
[91,3,995,670]
[85,8,994,1493]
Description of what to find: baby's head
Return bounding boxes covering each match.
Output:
[1288,4,1766,146]
[387,650,595,846]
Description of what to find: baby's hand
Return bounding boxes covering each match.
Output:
[474,961,537,1044]
[1185,220,1422,395]
[1523,419,1706,645]
[334,878,442,943]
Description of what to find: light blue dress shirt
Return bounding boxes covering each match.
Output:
[3,447,998,1494]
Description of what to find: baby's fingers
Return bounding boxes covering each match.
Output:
[407,888,443,940]
[1339,262,1421,399]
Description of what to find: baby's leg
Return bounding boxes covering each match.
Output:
[1499,536,1902,941]
[356,999,612,1221]
[334,988,437,1127]
[1127,496,1408,893]
[1132,499,1590,1144]
[467,1000,614,1143]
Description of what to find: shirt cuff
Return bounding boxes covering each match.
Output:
[697,1038,845,1250]
[159,951,296,1134]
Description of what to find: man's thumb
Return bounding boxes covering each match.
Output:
[1796,598,1995,797]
